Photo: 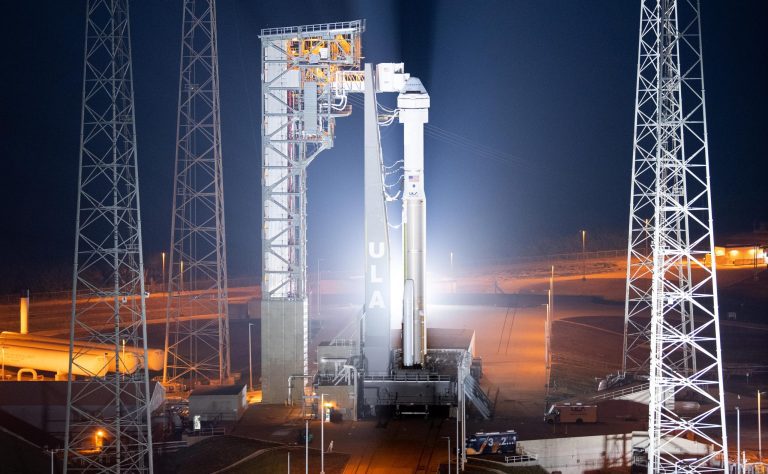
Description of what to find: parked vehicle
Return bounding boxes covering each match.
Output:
[465,430,517,455]
[544,402,597,424]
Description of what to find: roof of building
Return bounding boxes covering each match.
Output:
[189,384,246,397]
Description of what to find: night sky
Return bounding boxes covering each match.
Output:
[1,1,766,291]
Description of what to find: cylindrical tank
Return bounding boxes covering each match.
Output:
[0,343,130,377]
[0,332,163,371]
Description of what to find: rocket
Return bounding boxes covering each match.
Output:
[398,78,430,367]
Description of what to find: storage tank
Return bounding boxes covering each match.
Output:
[0,332,163,371]
[0,344,134,377]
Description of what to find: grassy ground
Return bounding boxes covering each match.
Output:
[154,435,279,473]
[225,447,349,474]
[155,435,349,474]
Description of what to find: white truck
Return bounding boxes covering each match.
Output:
[544,402,598,424]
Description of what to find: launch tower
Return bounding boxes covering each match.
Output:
[64,0,154,470]
[163,0,230,389]
[623,0,727,470]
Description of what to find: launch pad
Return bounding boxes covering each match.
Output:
[257,21,488,440]
[315,328,485,419]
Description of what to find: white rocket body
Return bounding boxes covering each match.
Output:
[398,78,429,367]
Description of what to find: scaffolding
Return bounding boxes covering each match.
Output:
[64,0,153,471]
[259,20,364,403]
[623,0,727,471]
[163,0,230,389]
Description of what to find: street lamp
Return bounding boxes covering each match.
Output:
[442,436,451,474]
[248,323,255,391]
[161,251,166,292]
[317,258,321,318]
[304,419,309,474]
[581,230,586,281]
[759,390,764,464]
[320,393,329,474]
[737,405,741,474]
[95,429,105,450]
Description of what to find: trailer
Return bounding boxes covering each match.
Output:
[544,402,597,424]
[465,430,517,455]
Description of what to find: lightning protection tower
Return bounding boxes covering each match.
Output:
[623,0,727,471]
[163,0,230,389]
[64,0,154,471]
[260,21,364,403]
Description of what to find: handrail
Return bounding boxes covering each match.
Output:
[504,453,538,463]
[363,373,452,382]
[261,20,365,37]
[591,382,650,401]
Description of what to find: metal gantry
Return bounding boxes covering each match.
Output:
[259,21,364,403]
[162,0,230,389]
[623,0,728,471]
[64,0,153,471]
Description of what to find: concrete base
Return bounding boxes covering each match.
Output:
[260,299,307,404]
[517,431,714,474]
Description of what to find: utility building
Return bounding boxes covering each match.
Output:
[188,384,247,422]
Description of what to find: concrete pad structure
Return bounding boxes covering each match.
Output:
[518,432,715,474]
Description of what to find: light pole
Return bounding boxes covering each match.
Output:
[44,447,59,474]
[1,346,5,381]
[759,390,764,464]
[544,298,551,399]
[305,419,309,474]
[442,436,451,474]
[321,393,327,474]
[581,230,586,281]
[316,258,320,317]
[161,251,166,292]
[248,323,255,391]
[737,405,741,474]
[754,245,759,281]
[455,356,461,474]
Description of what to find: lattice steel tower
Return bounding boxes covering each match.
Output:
[623,0,727,471]
[64,0,154,471]
[162,0,230,389]
[260,21,364,403]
